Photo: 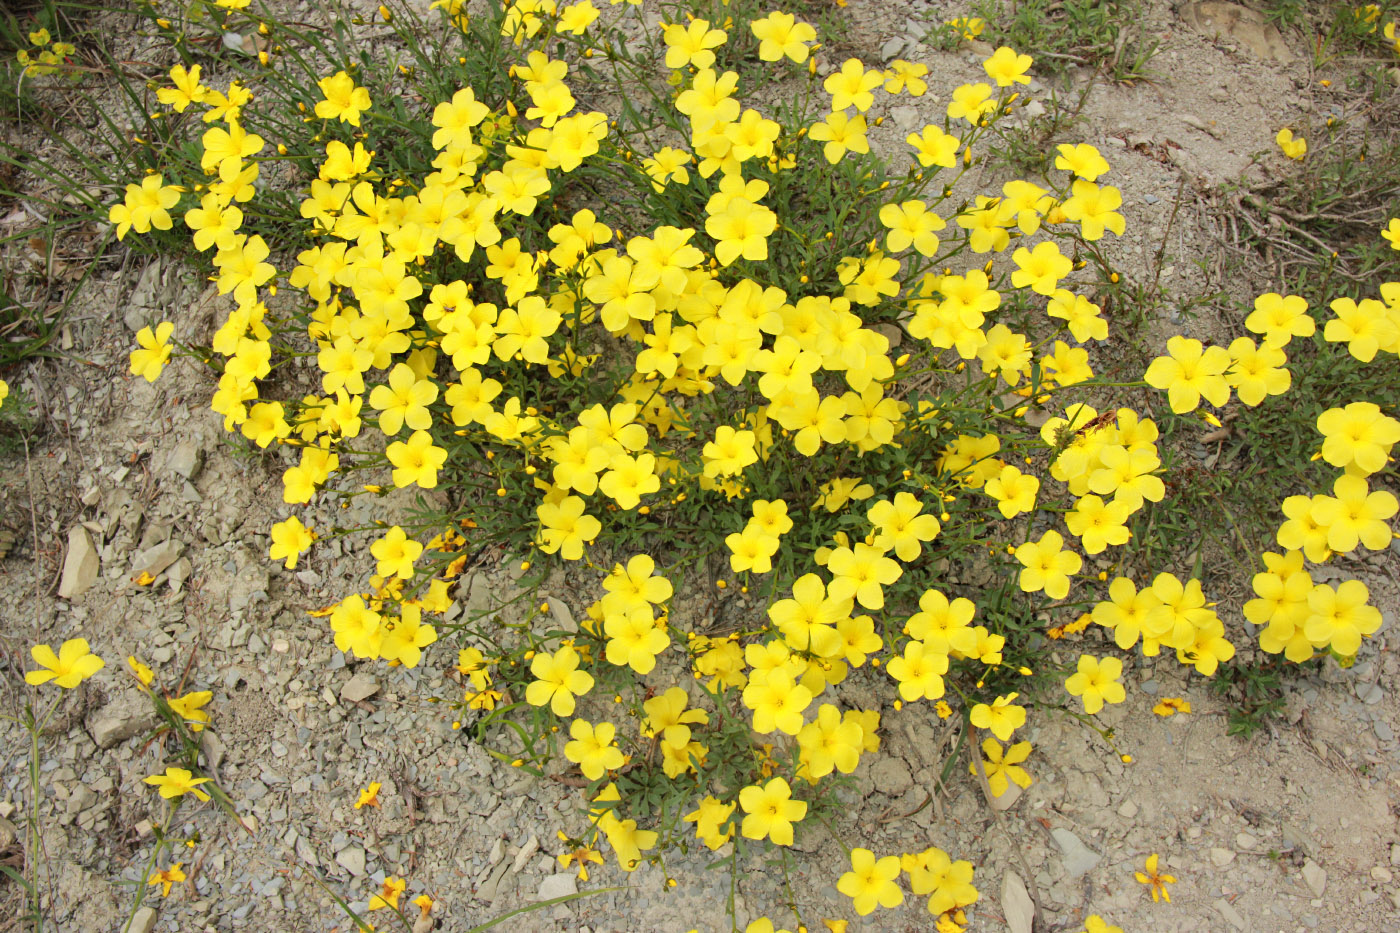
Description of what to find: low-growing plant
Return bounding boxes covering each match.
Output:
[6,0,1396,929]
[962,0,1159,83]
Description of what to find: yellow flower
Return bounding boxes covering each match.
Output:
[1244,292,1313,347]
[536,496,602,560]
[972,738,1034,797]
[604,606,671,674]
[1134,852,1176,902]
[129,321,175,382]
[147,862,186,897]
[738,777,806,846]
[742,668,812,735]
[368,875,407,911]
[837,848,904,915]
[823,58,884,112]
[1014,530,1081,600]
[1316,402,1400,475]
[969,693,1026,741]
[903,845,979,915]
[1064,655,1126,714]
[1383,217,1400,250]
[750,11,816,63]
[354,781,382,809]
[1152,697,1191,717]
[127,656,154,687]
[558,838,606,879]
[155,64,208,112]
[563,719,626,780]
[985,465,1039,518]
[269,516,316,569]
[1059,179,1125,240]
[525,645,594,716]
[143,767,212,802]
[662,19,727,71]
[386,430,448,489]
[26,639,104,688]
[1143,335,1231,414]
[378,605,438,669]
[315,71,372,125]
[947,82,995,123]
[1054,142,1110,180]
[109,176,182,240]
[682,796,736,851]
[983,46,1033,86]
[1276,127,1306,160]
[369,527,420,580]
[557,2,600,35]
[166,690,213,732]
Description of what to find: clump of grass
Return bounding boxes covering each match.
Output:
[961,0,1160,83]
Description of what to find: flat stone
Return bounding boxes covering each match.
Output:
[1178,112,1224,140]
[1050,828,1101,879]
[129,907,157,933]
[537,873,577,901]
[1211,847,1236,867]
[1182,2,1295,61]
[476,859,512,902]
[1214,898,1247,931]
[168,557,192,592]
[1237,832,1258,850]
[1001,870,1035,933]
[548,598,576,633]
[512,834,540,873]
[1371,866,1393,883]
[167,440,204,481]
[1117,800,1139,819]
[87,690,160,749]
[131,539,184,580]
[890,105,920,133]
[335,845,366,877]
[340,672,380,703]
[1301,859,1327,898]
[58,526,100,599]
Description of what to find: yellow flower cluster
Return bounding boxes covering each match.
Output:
[14,26,77,78]
[108,1,1397,921]
[1142,250,1400,665]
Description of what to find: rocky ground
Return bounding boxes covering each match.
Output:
[1,1,1398,931]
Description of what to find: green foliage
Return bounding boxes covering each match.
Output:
[969,0,1160,83]
[1209,657,1291,738]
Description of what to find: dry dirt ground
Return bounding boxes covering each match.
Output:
[1,1,1398,931]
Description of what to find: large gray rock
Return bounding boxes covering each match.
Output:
[129,907,157,933]
[1001,870,1035,933]
[58,526,99,599]
[87,690,160,749]
[1182,2,1295,61]
[340,672,380,703]
[1050,827,1102,879]
[537,873,577,901]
